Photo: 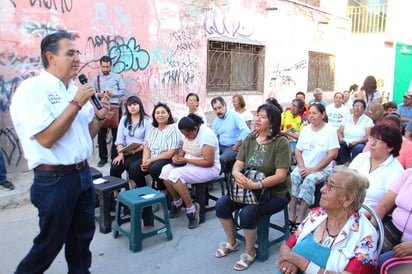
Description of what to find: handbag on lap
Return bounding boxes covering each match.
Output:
[382,215,403,253]
[381,209,412,253]
[228,167,269,205]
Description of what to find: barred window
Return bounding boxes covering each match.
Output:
[307,51,335,92]
[206,40,265,95]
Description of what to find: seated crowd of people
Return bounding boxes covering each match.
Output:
[109,93,251,231]
[276,76,411,273]
[106,76,411,272]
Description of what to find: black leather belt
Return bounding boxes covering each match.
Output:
[35,160,88,171]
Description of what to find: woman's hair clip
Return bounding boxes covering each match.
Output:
[154,102,167,107]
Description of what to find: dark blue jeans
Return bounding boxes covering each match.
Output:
[98,127,118,161]
[219,145,237,173]
[215,194,290,229]
[15,166,95,274]
[337,142,365,164]
[0,151,7,183]
[376,250,393,273]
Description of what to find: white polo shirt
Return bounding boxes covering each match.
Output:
[349,151,404,208]
[10,70,94,169]
[341,114,374,143]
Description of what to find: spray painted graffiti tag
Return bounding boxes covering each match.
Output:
[203,17,253,38]
[109,37,150,73]
[0,128,23,167]
[87,35,124,50]
[269,59,307,88]
[29,0,73,14]
[21,22,66,38]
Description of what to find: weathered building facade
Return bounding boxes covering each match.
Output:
[1,0,411,172]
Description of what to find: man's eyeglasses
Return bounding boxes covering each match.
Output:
[353,105,364,110]
[291,103,299,109]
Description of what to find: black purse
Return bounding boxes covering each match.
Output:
[382,215,403,253]
[382,207,412,254]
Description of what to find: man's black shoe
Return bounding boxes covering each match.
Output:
[97,159,107,167]
[0,180,15,191]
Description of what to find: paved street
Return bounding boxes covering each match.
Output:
[0,148,285,273]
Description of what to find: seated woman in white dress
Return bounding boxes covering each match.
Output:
[160,113,220,229]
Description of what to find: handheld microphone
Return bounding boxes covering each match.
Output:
[78,74,102,110]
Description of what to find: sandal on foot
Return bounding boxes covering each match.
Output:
[291,222,301,233]
[215,241,240,258]
[288,219,295,233]
[233,253,256,271]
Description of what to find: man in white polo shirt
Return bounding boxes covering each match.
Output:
[10,31,110,273]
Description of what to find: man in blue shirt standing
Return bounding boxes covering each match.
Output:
[211,96,250,173]
[92,56,128,167]
[398,91,412,131]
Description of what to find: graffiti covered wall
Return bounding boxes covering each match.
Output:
[1,0,211,171]
[0,0,349,172]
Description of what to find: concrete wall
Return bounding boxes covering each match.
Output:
[1,0,352,172]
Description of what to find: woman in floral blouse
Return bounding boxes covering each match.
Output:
[277,166,378,274]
